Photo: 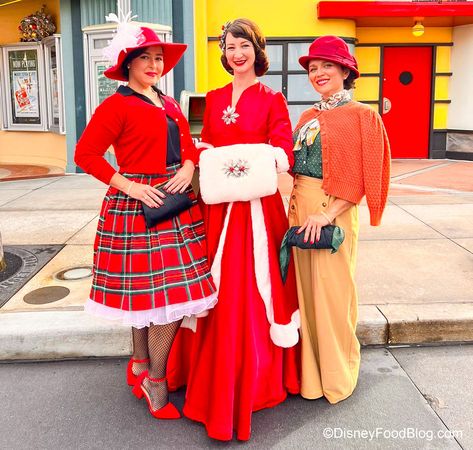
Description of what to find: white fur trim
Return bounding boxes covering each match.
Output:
[274,147,290,173]
[250,199,274,324]
[195,141,214,150]
[209,198,300,347]
[270,310,301,348]
[250,199,300,348]
[210,202,233,290]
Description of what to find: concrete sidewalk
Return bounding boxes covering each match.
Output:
[1,159,472,360]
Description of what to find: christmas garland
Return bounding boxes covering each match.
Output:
[19,5,56,42]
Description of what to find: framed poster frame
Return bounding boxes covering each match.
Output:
[0,49,6,129]
[1,42,47,131]
[43,35,66,134]
[83,29,121,122]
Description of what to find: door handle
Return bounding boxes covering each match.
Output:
[383,97,392,114]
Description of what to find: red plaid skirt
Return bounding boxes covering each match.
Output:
[84,164,217,327]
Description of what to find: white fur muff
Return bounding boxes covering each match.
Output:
[199,143,289,204]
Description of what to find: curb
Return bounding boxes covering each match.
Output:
[1,304,473,360]
[0,310,131,360]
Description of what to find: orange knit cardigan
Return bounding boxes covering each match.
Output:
[295,101,391,226]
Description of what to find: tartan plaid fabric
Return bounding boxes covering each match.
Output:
[90,164,216,312]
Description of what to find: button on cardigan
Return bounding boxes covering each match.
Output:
[294,101,391,226]
[75,86,198,185]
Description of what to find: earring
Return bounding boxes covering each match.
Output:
[127,65,130,69]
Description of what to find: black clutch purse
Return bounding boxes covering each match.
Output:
[279,225,345,283]
[142,185,193,228]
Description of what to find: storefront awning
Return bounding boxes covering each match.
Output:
[318,1,473,27]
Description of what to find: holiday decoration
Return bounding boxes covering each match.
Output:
[19,5,56,42]
[223,159,250,178]
[218,21,232,50]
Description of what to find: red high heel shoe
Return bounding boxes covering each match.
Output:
[126,358,150,386]
[132,371,181,420]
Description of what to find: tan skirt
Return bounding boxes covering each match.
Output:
[288,175,360,403]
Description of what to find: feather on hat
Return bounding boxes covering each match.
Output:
[102,4,187,81]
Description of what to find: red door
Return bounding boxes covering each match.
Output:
[382,47,432,158]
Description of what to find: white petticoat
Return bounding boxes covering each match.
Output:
[84,293,218,328]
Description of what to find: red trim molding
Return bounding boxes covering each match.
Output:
[318,2,473,26]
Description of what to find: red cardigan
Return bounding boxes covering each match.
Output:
[295,101,391,226]
[75,88,198,185]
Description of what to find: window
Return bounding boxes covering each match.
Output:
[261,40,355,126]
[260,41,316,127]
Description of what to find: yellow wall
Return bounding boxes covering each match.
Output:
[435,76,450,101]
[355,46,380,74]
[434,103,448,129]
[205,0,355,38]
[206,41,231,91]
[0,0,64,170]
[194,0,356,92]
[436,46,451,72]
[0,0,61,44]
[356,27,452,44]
[0,131,66,168]
[354,77,379,102]
[353,46,380,104]
[433,46,451,129]
[194,1,457,136]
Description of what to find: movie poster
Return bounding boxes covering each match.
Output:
[8,49,41,125]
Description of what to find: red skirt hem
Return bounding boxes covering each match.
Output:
[183,393,287,441]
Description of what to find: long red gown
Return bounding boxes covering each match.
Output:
[181,82,301,441]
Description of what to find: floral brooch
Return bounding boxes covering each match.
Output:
[222,106,239,125]
[223,159,249,178]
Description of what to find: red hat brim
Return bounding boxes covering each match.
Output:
[299,54,360,78]
[104,41,187,81]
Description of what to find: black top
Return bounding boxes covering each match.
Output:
[117,85,181,166]
[165,115,181,165]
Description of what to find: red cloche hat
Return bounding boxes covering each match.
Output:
[298,35,360,78]
[104,27,187,81]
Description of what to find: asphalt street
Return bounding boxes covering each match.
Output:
[1,345,472,450]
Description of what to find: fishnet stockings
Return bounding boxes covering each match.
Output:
[131,327,149,376]
[143,320,182,411]
[142,377,170,412]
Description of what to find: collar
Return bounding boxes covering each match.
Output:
[313,89,351,111]
[117,85,166,107]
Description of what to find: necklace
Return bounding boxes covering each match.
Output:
[149,89,164,108]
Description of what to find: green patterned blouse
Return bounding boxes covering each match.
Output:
[293,94,350,179]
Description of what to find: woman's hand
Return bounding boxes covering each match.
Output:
[164,160,195,194]
[297,213,331,244]
[128,182,166,208]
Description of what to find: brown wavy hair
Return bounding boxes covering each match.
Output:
[344,70,357,90]
[220,18,269,77]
